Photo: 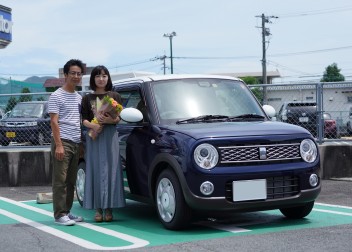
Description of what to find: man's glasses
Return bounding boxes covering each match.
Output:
[68,71,83,77]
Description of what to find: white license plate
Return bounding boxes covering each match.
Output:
[299,117,309,122]
[232,179,267,202]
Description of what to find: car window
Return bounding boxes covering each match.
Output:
[119,90,143,124]
[151,78,264,121]
[10,103,45,118]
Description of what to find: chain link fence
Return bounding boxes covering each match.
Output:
[1,82,352,147]
[0,92,51,147]
[250,81,352,143]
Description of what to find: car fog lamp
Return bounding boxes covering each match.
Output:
[200,181,214,196]
[194,143,219,169]
[300,139,317,163]
[309,174,319,187]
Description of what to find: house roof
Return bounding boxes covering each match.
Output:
[210,70,281,78]
[43,78,82,87]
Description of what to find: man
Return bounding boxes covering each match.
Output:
[48,59,84,226]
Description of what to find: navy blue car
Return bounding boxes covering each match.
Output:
[0,101,51,146]
[76,74,321,230]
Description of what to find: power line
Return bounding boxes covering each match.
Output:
[278,6,352,18]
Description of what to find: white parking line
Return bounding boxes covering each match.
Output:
[314,202,352,216]
[313,208,352,216]
[0,196,149,250]
[316,202,352,210]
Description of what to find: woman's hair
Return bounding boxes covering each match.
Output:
[89,65,113,91]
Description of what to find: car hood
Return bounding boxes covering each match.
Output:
[160,121,311,140]
[2,117,40,122]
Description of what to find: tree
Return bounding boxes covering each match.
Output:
[321,63,345,82]
[5,97,17,112]
[240,76,263,103]
[18,87,32,102]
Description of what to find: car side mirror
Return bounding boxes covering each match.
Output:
[263,105,276,121]
[120,107,143,123]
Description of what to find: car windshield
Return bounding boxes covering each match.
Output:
[151,78,265,122]
[10,103,44,118]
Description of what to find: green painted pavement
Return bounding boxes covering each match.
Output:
[1,197,352,250]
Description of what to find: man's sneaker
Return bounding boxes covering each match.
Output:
[68,213,84,222]
[55,215,75,226]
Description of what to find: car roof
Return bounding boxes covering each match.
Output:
[112,74,242,85]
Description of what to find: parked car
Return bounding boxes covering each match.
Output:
[346,107,352,135]
[76,74,321,230]
[277,101,338,138]
[323,113,338,139]
[0,101,51,146]
[277,101,318,136]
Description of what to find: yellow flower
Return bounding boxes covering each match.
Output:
[91,117,98,124]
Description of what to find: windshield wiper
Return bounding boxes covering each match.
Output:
[227,114,265,121]
[176,115,229,124]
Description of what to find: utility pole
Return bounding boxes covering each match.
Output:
[256,13,278,104]
[151,55,168,75]
[163,31,176,74]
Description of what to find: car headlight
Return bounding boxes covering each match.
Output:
[300,139,318,163]
[194,143,218,169]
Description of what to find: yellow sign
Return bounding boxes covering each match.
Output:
[5,132,15,138]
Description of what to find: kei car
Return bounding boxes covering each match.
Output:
[76,74,321,230]
[0,101,51,146]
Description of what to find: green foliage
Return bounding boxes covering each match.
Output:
[240,76,263,103]
[18,87,32,102]
[321,63,345,82]
[240,76,259,85]
[5,97,17,112]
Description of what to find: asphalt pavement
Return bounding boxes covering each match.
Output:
[0,179,351,252]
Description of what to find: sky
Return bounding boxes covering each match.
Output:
[1,0,352,83]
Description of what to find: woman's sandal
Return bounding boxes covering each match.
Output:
[104,208,113,222]
[95,208,103,222]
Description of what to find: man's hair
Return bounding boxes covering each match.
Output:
[63,59,84,75]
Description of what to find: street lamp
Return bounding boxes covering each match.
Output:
[163,31,176,74]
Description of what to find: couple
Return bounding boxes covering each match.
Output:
[48,59,125,226]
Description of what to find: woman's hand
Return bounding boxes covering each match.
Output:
[97,113,120,124]
[92,122,103,133]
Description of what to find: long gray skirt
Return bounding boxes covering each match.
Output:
[83,124,126,210]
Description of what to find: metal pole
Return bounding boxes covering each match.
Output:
[163,32,176,74]
[262,13,267,104]
[169,37,173,74]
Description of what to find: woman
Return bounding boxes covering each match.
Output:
[81,65,125,222]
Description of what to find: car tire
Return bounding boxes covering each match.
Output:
[75,160,86,207]
[279,201,314,219]
[155,168,192,230]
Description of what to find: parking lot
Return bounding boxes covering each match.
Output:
[0,179,351,252]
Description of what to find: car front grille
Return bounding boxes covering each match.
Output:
[225,175,300,201]
[219,143,301,164]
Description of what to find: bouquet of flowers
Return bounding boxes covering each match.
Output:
[88,96,123,140]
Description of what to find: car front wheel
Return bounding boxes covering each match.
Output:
[280,201,314,219]
[155,168,192,230]
[75,160,86,207]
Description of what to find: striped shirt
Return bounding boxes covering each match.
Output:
[48,88,82,143]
